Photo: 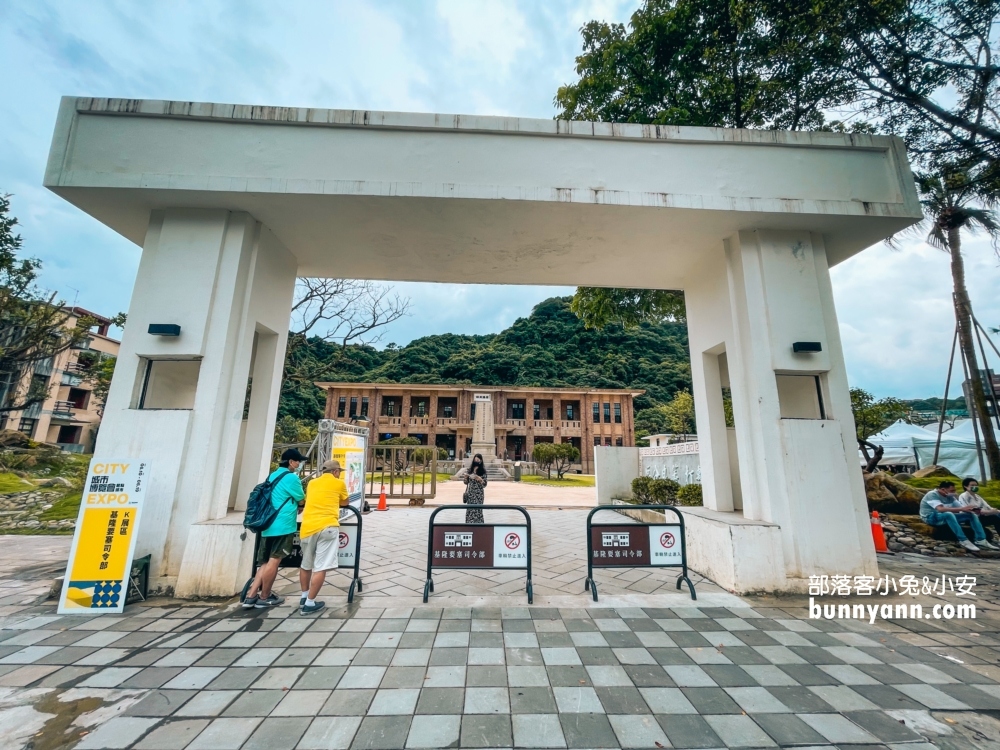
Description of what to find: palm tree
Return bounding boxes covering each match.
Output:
[917,168,1000,480]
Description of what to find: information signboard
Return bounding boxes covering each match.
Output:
[58,459,150,614]
[424,505,533,603]
[589,524,683,567]
[330,428,367,515]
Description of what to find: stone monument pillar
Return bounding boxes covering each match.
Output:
[470,393,497,459]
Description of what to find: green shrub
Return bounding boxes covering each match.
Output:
[631,476,680,505]
[677,483,703,506]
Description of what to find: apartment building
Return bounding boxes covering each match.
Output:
[316,382,642,474]
[0,308,119,452]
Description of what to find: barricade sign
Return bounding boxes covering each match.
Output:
[58,459,150,614]
[585,505,696,601]
[425,505,532,603]
[251,505,364,603]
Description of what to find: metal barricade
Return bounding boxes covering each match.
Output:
[424,505,533,604]
[251,505,365,603]
[584,505,696,601]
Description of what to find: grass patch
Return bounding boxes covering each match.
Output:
[898,474,1000,508]
[38,487,83,522]
[0,472,33,494]
[520,474,596,488]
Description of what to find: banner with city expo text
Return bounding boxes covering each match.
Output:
[331,429,366,515]
[57,459,150,615]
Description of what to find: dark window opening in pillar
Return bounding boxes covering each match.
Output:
[566,403,575,420]
[533,403,540,420]
[470,403,476,420]
[350,396,358,417]
[337,396,346,418]
[603,403,611,423]
[592,403,600,422]
[361,396,369,417]
[614,403,622,423]
[776,374,827,419]
[137,359,201,410]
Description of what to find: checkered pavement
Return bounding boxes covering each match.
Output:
[1,598,996,749]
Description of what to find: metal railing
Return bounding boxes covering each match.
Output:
[367,444,438,500]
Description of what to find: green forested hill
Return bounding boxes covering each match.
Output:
[279,296,691,423]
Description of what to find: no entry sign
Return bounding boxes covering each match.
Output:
[589,524,683,566]
[431,524,528,568]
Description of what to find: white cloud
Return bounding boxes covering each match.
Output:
[435,0,531,73]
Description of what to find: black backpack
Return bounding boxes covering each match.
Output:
[243,469,292,533]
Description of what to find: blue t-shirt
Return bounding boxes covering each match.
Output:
[261,468,304,537]
[919,489,960,521]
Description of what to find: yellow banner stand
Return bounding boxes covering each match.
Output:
[57,459,150,615]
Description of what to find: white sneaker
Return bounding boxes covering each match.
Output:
[975,539,999,550]
[960,540,980,552]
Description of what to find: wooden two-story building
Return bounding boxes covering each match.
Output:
[315,382,642,474]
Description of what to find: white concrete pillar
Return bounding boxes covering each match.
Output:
[96,209,297,596]
[723,229,877,582]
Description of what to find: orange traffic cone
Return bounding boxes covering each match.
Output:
[870,511,890,553]
[376,484,388,512]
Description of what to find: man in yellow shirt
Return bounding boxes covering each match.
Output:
[298,460,349,615]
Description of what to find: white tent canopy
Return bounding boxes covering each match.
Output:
[863,419,994,480]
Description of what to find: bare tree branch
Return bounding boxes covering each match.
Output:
[290,278,410,348]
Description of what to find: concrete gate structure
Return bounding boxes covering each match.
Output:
[44,97,923,597]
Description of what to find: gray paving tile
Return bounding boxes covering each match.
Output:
[512,713,565,748]
[509,686,557,713]
[460,714,512,748]
[222,689,285,717]
[206,667,265,690]
[596,686,651,714]
[807,685,879,711]
[939,682,1000,709]
[559,713,619,749]
[368,688,420,715]
[405,714,461,749]
[126,690,197,717]
[608,714,669,749]
[429,648,469,666]
[298,716,363,749]
[553,686,603,713]
[624,664,675,687]
[380,666,427,688]
[465,686,510,714]
[321,689,375,716]
[751,713,826,746]
[842,710,926,743]
[467,665,507,686]
[798,712,880,743]
[174,690,240,717]
[295,666,346,690]
[351,715,412,750]
[656,714,724,749]
[852,684,926,710]
[75,717,161,748]
[135,718,210,749]
[416,687,464,714]
[704,714,777,747]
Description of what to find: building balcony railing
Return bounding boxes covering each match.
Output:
[57,443,86,454]
[506,419,527,427]
[437,418,458,427]
[410,416,431,426]
[380,416,402,426]
[64,360,88,374]
[533,420,553,429]
[52,401,76,418]
[61,373,83,387]
[561,420,582,430]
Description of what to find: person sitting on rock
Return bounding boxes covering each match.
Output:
[920,480,998,552]
[959,477,1000,541]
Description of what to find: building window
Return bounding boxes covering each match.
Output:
[338,397,346,418]
[349,397,358,417]
[604,436,612,446]
[68,387,90,410]
[566,404,575,420]
[470,403,476,420]
[511,402,525,419]
[384,399,398,417]
[444,404,454,418]
[57,425,82,444]
[415,400,427,417]
[138,359,200,410]
[593,437,601,446]
[18,418,37,437]
[603,403,611,423]
[361,397,369,417]
[615,437,623,447]
[533,403,540,420]
[592,403,600,422]
[614,403,622,423]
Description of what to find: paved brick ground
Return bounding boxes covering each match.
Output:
[1,521,999,749]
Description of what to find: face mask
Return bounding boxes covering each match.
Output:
[971,487,980,494]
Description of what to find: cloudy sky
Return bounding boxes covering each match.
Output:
[2,0,998,399]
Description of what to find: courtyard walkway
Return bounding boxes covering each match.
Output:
[0,510,998,749]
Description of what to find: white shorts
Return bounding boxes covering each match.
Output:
[300,526,340,572]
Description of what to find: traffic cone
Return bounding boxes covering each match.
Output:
[376,484,388,512]
[870,511,890,553]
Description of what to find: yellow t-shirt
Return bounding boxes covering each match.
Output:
[300,473,348,539]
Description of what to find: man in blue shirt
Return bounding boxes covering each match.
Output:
[242,448,307,608]
[919,480,997,553]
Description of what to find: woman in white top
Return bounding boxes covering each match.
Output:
[960,477,1000,541]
